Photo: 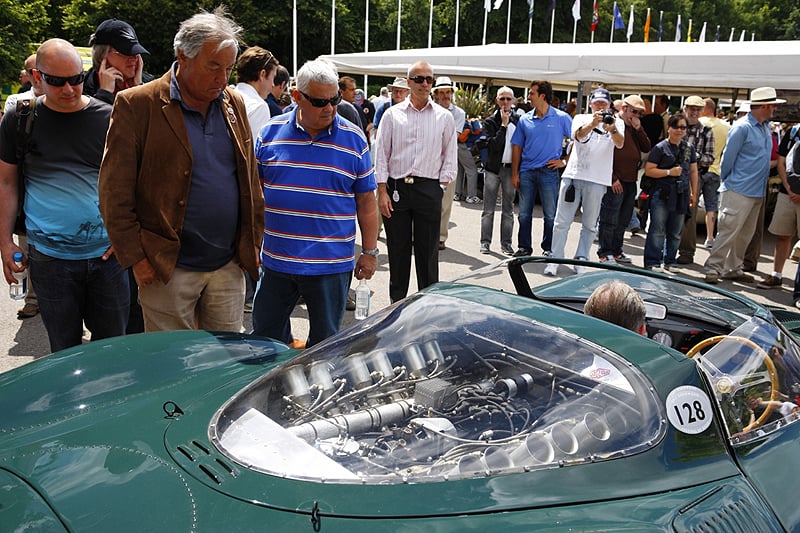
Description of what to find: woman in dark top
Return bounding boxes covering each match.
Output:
[642,113,699,271]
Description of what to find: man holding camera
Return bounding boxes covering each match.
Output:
[544,88,624,276]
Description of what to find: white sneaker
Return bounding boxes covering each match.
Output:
[574,257,588,275]
[543,263,558,276]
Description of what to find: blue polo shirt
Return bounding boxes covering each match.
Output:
[256,110,376,276]
[719,113,773,198]
[511,105,572,171]
[169,63,239,271]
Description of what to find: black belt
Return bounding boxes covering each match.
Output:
[389,176,434,184]
[501,163,512,168]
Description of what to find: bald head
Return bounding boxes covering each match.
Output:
[34,39,88,112]
[36,39,83,73]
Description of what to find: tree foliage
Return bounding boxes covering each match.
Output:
[0,0,797,87]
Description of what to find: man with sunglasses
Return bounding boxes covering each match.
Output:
[480,86,523,255]
[252,59,377,348]
[373,61,457,303]
[0,38,130,352]
[99,7,263,333]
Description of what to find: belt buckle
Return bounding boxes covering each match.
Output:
[404,177,415,184]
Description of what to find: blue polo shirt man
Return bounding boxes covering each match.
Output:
[511,80,572,256]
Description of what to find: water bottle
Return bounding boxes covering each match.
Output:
[9,252,27,300]
[354,279,370,320]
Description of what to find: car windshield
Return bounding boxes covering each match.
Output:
[211,293,664,484]
[694,317,800,444]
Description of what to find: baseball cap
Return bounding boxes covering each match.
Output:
[90,19,149,56]
[589,88,611,103]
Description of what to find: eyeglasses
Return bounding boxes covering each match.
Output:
[300,90,343,108]
[671,125,688,130]
[498,97,513,101]
[37,70,86,87]
[627,108,644,116]
[408,75,435,84]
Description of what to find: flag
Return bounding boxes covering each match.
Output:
[590,0,599,31]
[485,0,492,11]
[527,0,534,19]
[493,0,503,10]
[613,2,625,30]
[674,14,681,41]
[643,8,651,42]
[698,22,706,43]
[548,0,556,15]
[572,0,580,21]
[657,10,663,41]
[626,5,634,40]
[686,19,692,42]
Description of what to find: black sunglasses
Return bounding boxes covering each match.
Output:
[38,70,86,87]
[300,90,343,108]
[408,75,435,84]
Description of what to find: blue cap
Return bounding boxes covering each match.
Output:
[13,252,23,262]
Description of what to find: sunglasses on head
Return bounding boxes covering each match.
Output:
[300,90,343,108]
[408,75,435,84]
[38,70,87,87]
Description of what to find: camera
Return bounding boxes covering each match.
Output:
[601,110,616,125]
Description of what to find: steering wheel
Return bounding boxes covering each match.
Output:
[687,335,780,431]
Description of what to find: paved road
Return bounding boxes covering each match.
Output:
[1,200,794,374]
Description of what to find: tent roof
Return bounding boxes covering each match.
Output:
[321,41,800,99]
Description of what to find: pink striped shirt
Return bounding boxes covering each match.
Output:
[372,98,458,184]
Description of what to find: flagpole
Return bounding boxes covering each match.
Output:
[292,0,298,76]
[454,0,460,47]
[428,0,434,48]
[573,19,578,43]
[549,8,555,43]
[482,5,488,45]
[609,2,615,43]
[729,28,735,42]
[331,0,336,54]
[528,18,533,44]
[364,0,369,93]
[396,0,402,50]
[506,0,511,44]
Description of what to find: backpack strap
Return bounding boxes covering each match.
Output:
[15,97,37,162]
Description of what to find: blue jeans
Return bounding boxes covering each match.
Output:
[517,167,559,253]
[28,245,129,353]
[598,181,637,258]
[252,267,351,348]
[643,189,685,268]
[550,178,606,260]
[481,167,515,247]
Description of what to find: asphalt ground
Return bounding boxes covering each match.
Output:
[1,199,794,375]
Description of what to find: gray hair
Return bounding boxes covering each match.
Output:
[496,86,514,97]
[295,59,339,93]
[90,44,111,69]
[173,6,242,59]
[583,281,646,333]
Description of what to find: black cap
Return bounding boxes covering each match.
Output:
[90,19,149,56]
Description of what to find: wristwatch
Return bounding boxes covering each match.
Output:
[361,248,380,257]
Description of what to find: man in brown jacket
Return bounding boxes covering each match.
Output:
[98,7,263,332]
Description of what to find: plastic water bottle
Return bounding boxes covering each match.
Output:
[9,252,27,300]
[354,279,370,320]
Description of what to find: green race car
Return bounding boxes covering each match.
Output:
[2,257,800,531]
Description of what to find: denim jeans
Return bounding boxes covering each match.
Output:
[643,189,685,268]
[28,245,129,353]
[550,178,606,260]
[598,181,637,258]
[252,267,351,348]
[481,167,515,247]
[517,167,559,253]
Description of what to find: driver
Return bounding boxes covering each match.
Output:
[584,280,647,335]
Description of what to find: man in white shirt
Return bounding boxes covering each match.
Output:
[545,88,624,276]
[234,46,278,139]
[373,61,457,303]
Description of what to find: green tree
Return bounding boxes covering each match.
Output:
[0,0,49,82]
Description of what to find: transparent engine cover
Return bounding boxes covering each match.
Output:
[212,294,664,484]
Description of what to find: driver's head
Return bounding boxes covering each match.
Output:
[584,281,647,335]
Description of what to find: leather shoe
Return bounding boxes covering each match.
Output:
[438,241,446,250]
[676,256,693,265]
[17,303,39,319]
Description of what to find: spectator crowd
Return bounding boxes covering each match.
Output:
[1,6,797,354]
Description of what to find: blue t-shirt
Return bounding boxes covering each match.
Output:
[511,105,573,170]
[255,110,376,276]
[0,96,112,259]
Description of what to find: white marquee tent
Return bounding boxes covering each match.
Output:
[321,41,800,100]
